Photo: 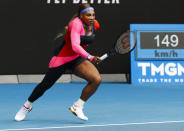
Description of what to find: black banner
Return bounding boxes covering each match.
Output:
[0,0,184,74]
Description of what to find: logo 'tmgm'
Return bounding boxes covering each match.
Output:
[46,0,120,4]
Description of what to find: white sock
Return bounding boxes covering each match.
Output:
[74,98,85,107]
[24,100,32,108]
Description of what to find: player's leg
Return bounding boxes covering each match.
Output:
[69,60,102,120]
[15,66,66,121]
[28,67,65,102]
[75,60,102,101]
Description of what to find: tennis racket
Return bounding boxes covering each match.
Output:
[100,30,136,61]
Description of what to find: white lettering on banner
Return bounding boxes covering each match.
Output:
[73,0,120,4]
[175,78,184,83]
[151,63,164,76]
[138,62,184,76]
[178,64,184,76]
[82,0,88,3]
[104,0,110,4]
[73,0,80,4]
[47,0,66,3]
[112,0,119,3]
[160,78,171,83]
[137,63,150,76]
[165,63,177,76]
[138,78,175,83]
[55,0,60,4]
[90,0,94,3]
[97,0,101,3]
[47,0,120,4]
[138,78,158,83]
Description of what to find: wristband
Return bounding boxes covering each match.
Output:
[87,55,94,62]
[87,55,92,60]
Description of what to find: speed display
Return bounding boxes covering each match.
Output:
[136,31,184,60]
[140,32,184,49]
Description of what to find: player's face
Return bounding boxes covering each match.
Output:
[81,10,95,26]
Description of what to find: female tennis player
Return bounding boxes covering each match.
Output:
[15,3,101,121]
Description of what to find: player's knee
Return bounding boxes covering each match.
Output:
[92,75,102,86]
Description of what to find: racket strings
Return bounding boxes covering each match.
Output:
[115,41,124,54]
[115,30,136,54]
[115,32,130,54]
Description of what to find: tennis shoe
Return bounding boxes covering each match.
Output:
[69,104,88,121]
[15,105,32,121]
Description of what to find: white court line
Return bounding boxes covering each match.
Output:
[1,120,184,131]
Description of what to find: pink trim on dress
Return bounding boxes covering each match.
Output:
[49,56,79,68]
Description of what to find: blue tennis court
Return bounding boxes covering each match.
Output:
[0,82,184,131]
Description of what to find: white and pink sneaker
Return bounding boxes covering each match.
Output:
[69,104,88,121]
[15,105,32,121]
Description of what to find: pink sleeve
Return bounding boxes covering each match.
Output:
[70,20,94,62]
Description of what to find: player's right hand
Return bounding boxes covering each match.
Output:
[92,56,102,64]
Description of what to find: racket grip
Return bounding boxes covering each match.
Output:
[100,53,108,61]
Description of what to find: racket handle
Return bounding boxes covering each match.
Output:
[100,53,108,61]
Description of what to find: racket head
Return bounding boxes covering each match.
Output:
[115,30,136,54]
